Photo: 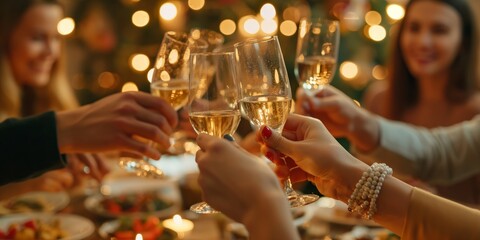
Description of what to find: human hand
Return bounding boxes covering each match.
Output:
[295,86,380,152]
[67,153,110,183]
[257,114,368,202]
[56,92,178,159]
[195,134,284,223]
[28,169,74,192]
[177,108,198,139]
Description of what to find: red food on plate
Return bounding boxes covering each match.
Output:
[112,216,166,240]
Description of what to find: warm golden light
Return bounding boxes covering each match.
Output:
[122,82,139,92]
[244,18,260,35]
[57,17,75,35]
[261,19,277,35]
[260,3,276,19]
[219,19,236,35]
[188,0,204,10]
[283,7,300,22]
[135,233,143,240]
[365,11,382,26]
[279,20,297,36]
[160,2,177,20]
[132,10,150,27]
[387,4,405,20]
[372,65,387,80]
[97,72,116,89]
[147,68,155,83]
[130,54,150,72]
[340,61,359,80]
[368,25,387,41]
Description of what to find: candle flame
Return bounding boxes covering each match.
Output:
[135,233,143,240]
[173,214,183,224]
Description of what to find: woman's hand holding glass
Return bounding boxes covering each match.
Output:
[256,114,369,202]
[295,18,340,95]
[235,36,318,207]
[187,51,240,214]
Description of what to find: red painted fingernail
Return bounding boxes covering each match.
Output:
[261,126,272,139]
[265,151,274,161]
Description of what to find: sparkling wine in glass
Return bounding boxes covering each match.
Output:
[188,51,240,214]
[150,31,208,154]
[235,36,319,208]
[295,19,340,95]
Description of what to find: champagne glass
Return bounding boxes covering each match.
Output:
[118,32,206,178]
[188,51,240,214]
[150,31,207,154]
[235,36,319,208]
[295,18,340,95]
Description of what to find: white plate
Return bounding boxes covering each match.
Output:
[312,197,379,227]
[0,213,95,240]
[0,191,69,214]
[85,176,181,218]
[98,219,178,239]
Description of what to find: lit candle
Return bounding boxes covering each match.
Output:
[135,233,143,240]
[162,214,194,239]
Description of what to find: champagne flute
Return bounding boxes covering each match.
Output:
[150,31,208,154]
[188,51,240,214]
[118,32,206,177]
[235,36,319,208]
[295,18,340,95]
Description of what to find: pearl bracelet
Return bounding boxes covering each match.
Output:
[347,163,393,220]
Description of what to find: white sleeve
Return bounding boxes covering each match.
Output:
[354,115,480,185]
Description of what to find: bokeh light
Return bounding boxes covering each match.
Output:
[122,82,139,92]
[130,54,150,72]
[368,25,387,42]
[57,17,75,35]
[340,61,359,80]
[219,19,236,35]
[132,10,150,27]
[160,2,177,20]
[260,3,276,19]
[387,4,405,20]
[365,11,382,26]
[372,65,387,80]
[279,20,297,36]
[188,0,205,10]
[261,19,277,35]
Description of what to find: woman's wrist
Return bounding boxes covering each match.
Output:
[349,109,380,153]
[335,157,370,203]
[242,189,299,240]
[55,108,82,153]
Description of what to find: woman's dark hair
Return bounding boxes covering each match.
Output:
[385,0,478,120]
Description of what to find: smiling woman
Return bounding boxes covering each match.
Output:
[0,0,78,120]
[362,0,480,205]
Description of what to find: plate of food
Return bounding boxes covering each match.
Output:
[85,177,181,218]
[99,216,177,240]
[312,197,380,227]
[0,213,94,240]
[0,192,70,215]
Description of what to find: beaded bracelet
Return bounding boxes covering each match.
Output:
[347,162,393,220]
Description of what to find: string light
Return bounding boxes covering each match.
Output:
[340,61,359,80]
[132,10,150,27]
[219,19,236,35]
[188,0,205,10]
[386,4,405,20]
[368,25,387,42]
[159,2,177,20]
[279,20,297,36]
[122,82,139,92]
[57,17,75,35]
[260,3,276,19]
[130,54,150,72]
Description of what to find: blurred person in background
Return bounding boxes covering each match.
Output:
[315,0,480,204]
[0,0,108,199]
